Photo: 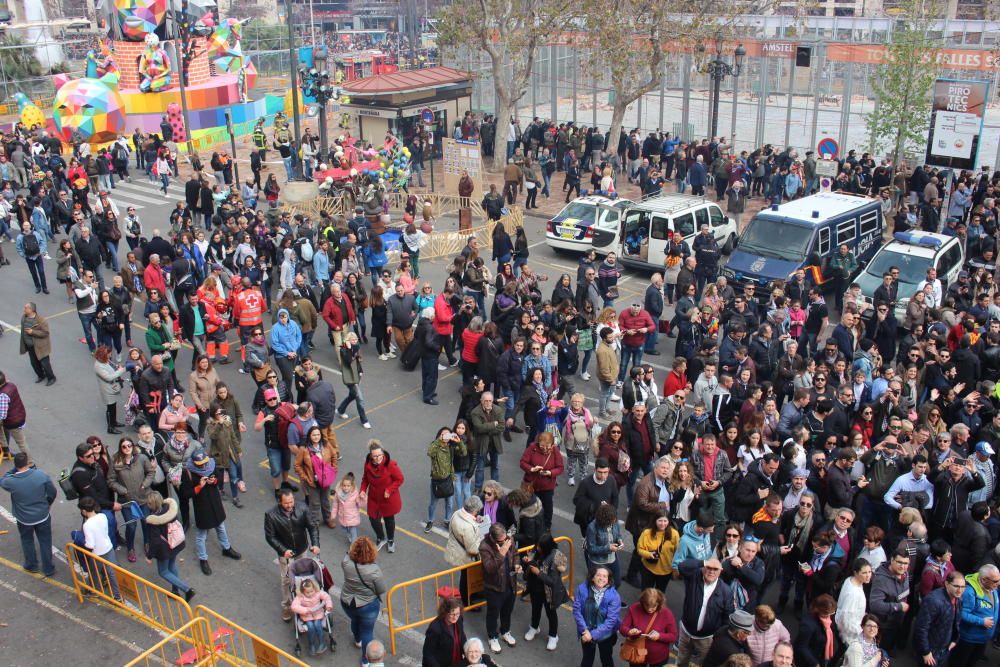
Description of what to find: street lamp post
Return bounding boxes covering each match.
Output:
[299,64,335,159]
[697,39,746,140]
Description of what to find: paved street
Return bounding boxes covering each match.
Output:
[0,179,976,667]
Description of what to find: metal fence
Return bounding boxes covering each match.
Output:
[451,14,1000,170]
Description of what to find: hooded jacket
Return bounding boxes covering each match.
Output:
[870,563,911,628]
[145,498,184,560]
[269,308,302,356]
[959,570,1000,643]
[672,520,714,570]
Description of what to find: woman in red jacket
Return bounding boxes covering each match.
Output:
[519,431,564,530]
[460,317,484,386]
[618,587,678,667]
[360,440,405,553]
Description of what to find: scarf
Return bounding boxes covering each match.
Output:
[168,435,189,453]
[790,510,814,553]
[860,638,879,663]
[185,458,216,477]
[819,615,835,660]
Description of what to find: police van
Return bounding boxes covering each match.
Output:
[722,192,884,299]
[590,194,737,270]
[855,231,965,322]
[545,195,632,253]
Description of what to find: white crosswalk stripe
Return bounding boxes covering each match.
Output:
[104,178,183,210]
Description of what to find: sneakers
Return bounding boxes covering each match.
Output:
[610,393,621,402]
[338,412,350,420]
[375,539,388,552]
[362,422,372,429]
[501,632,516,647]
[568,476,575,486]
[524,627,539,641]
[424,521,433,533]
[387,351,397,359]
[546,636,559,651]
[449,359,460,367]
[387,541,396,553]
[489,638,502,653]
[437,363,447,371]
[378,354,389,361]
[580,372,592,381]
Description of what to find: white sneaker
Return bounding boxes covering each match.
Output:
[375,539,388,551]
[437,364,447,371]
[610,393,621,402]
[580,372,591,381]
[387,351,397,359]
[362,422,372,429]
[489,638,502,653]
[378,354,388,361]
[525,627,539,641]
[501,632,516,647]
[568,476,575,486]
[546,636,558,651]
[338,413,349,420]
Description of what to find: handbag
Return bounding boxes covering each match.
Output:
[619,612,658,664]
[431,475,455,498]
[353,561,382,602]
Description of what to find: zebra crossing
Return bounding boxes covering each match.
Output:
[103,177,186,212]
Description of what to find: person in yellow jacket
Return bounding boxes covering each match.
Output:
[636,511,680,592]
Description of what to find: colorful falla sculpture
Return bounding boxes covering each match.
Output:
[138,33,172,92]
[14,93,46,130]
[52,72,127,144]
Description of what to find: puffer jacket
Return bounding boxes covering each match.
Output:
[107,452,156,504]
[959,571,1000,644]
[269,309,302,356]
[515,496,545,548]
[444,508,482,567]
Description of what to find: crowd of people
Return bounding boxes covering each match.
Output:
[2,108,1000,667]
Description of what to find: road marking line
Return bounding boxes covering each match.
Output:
[0,506,68,563]
[0,578,147,654]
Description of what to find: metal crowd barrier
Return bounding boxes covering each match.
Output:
[385,535,575,655]
[194,604,309,667]
[123,617,214,667]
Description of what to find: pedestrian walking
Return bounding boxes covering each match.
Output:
[15,221,48,294]
[185,447,242,575]
[293,426,338,527]
[360,441,404,553]
[19,302,55,385]
[0,453,57,576]
[340,536,388,665]
[337,332,371,429]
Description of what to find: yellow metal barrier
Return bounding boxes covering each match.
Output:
[385,535,575,655]
[124,617,214,667]
[194,604,309,667]
[65,542,193,635]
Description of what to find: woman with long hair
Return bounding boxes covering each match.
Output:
[369,285,393,360]
[572,565,621,667]
[636,512,681,592]
[94,345,127,434]
[96,289,126,358]
[108,436,156,562]
[521,533,569,650]
[668,461,700,525]
[337,332,370,429]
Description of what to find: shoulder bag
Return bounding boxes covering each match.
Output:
[353,561,383,602]
[619,611,658,664]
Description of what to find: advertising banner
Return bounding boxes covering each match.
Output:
[925,78,990,171]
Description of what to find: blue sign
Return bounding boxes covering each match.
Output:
[420,108,434,124]
[817,137,839,158]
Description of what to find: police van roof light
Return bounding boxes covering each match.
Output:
[893,231,943,248]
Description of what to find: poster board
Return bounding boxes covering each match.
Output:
[925,78,990,171]
[442,138,483,196]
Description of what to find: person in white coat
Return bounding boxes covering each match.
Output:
[445,495,486,605]
[836,557,873,646]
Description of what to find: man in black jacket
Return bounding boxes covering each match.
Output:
[265,487,320,621]
[703,609,754,667]
[69,441,118,513]
[731,454,780,523]
[676,558,734,666]
[952,502,991,574]
[571,458,618,536]
[75,225,106,289]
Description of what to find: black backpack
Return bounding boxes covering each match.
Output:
[22,232,39,257]
[355,223,370,247]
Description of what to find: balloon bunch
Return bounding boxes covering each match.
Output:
[358,145,411,191]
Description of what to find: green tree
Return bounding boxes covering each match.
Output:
[865,0,942,173]
[435,0,574,169]
[0,35,44,80]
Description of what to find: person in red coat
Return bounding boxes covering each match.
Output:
[360,440,404,553]
[143,254,168,294]
[433,286,458,366]
[519,431,565,530]
[619,587,678,667]
[662,357,690,397]
[321,283,356,355]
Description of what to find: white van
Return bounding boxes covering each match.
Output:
[590,194,737,270]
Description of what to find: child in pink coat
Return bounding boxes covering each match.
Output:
[290,578,333,655]
[330,472,362,544]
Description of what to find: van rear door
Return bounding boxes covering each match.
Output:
[591,203,623,252]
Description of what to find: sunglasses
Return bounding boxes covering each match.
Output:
[799,502,813,508]
[609,430,622,435]
[725,532,740,538]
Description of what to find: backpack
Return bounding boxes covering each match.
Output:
[59,466,81,500]
[22,232,39,257]
[165,519,185,548]
[296,237,314,262]
[617,448,632,474]
[274,402,300,449]
[567,414,591,454]
[355,224,370,247]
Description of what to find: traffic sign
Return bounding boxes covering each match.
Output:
[817,137,839,159]
[420,108,434,124]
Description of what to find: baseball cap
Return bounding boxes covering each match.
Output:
[547,399,565,409]
[976,441,995,456]
[263,388,278,400]
[191,448,210,464]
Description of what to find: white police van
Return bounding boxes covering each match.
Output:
[855,231,965,321]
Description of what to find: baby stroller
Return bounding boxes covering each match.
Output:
[288,555,337,656]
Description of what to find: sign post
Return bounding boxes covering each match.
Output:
[817,137,839,160]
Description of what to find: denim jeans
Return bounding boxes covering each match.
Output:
[122,502,149,553]
[159,173,170,194]
[104,240,120,272]
[676,177,687,193]
[618,344,643,382]
[299,330,314,359]
[580,349,594,374]
[644,329,659,353]
[304,618,325,649]
[503,386,520,420]
[17,517,54,574]
[412,163,425,187]
[266,447,291,478]
[25,255,47,291]
[156,556,190,594]
[283,157,294,182]
[195,522,232,561]
[427,479,455,523]
[453,471,470,510]
[79,311,99,351]
[228,460,244,497]
[598,380,614,415]
[337,384,368,423]
[421,356,438,401]
[340,524,359,543]
[341,598,381,664]
[87,548,121,599]
[541,169,552,196]
[473,450,500,492]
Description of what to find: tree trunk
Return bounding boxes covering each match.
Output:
[492,97,515,172]
[607,103,628,167]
